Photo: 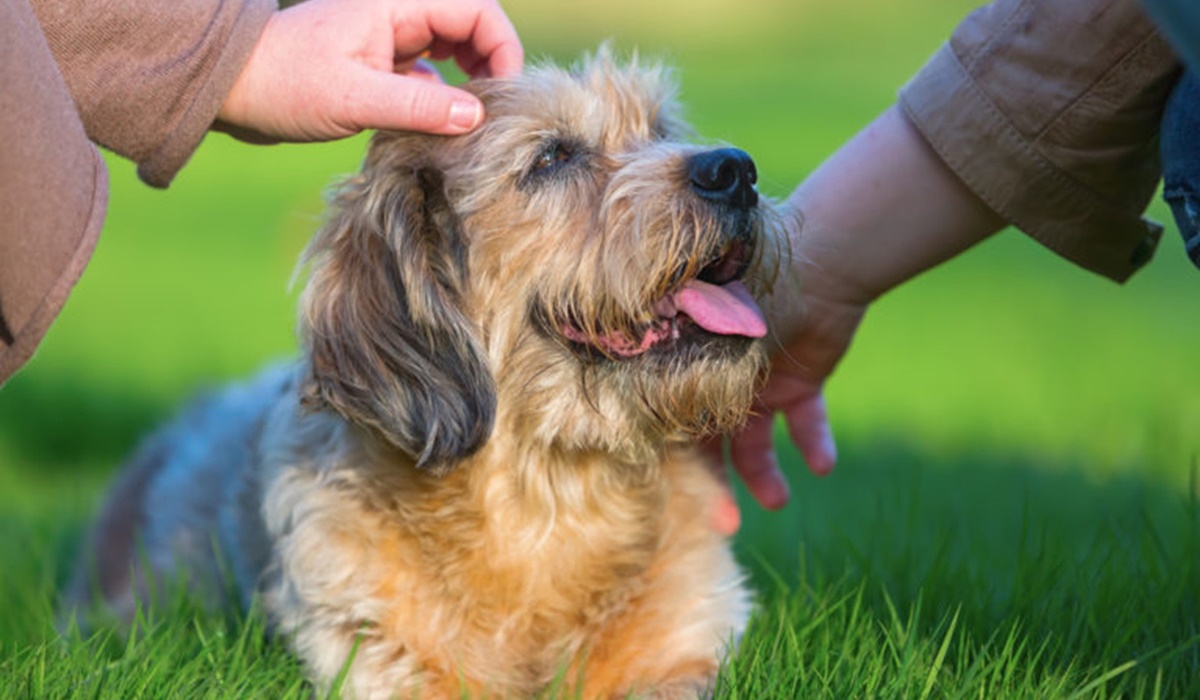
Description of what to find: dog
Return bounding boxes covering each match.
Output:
[66,50,784,699]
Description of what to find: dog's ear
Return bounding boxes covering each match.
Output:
[299,159,496,473]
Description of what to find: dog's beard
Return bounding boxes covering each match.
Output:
[521,211,772,443]
[549,204,769,364]
[559,238,765,359]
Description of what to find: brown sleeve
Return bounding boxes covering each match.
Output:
[898,0,1182,282]
[0,0,107,385]
[31,0,277,188]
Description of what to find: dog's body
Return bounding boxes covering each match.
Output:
[67,53,781,699]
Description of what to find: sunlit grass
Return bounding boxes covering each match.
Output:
[3,448,1198,697]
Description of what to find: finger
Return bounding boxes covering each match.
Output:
[458,6,523,78]
[712,489,742,537]
[698,437,741,536]
[347,70,484,134]
[401,0,524,79]
[784,395,837,476]
[728,413,791,510]
[423,39,490,80]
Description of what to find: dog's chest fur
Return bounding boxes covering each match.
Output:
[252,406,744,698]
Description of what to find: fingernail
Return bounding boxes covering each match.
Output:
[449,99,483,131]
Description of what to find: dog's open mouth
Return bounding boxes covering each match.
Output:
[560,240,767,358]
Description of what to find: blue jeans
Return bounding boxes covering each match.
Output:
[1140,0,1200,72]
[1162,71,1200,269]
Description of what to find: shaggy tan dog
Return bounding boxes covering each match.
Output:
[67,51,783,699]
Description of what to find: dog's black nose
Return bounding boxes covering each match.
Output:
[687,148,758,209]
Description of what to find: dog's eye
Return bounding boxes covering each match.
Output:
[532,142,575,173]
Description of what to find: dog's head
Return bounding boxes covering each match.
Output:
[299,50,781,472]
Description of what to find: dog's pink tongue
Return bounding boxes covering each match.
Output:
[673,280,767,338]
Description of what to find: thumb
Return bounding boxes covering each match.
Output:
[348,71,485,135]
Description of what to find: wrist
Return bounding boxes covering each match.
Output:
[783,105,1004,307]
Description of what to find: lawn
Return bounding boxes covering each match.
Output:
[2,0,1199,697]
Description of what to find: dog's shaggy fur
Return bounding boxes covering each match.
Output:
[66,52,784,699]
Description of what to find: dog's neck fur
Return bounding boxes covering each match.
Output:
[364,423,670,587]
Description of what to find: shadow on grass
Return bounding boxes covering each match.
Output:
[734,433,1200,695]
[0,370,200,475]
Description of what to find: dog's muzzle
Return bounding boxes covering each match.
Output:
[554,147,768,361]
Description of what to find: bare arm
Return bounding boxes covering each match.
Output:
[724,104,1004,512]
[719,0,1175,521]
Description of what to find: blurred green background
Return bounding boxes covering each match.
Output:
[2,0,1198,675]
[4,0,1197,491]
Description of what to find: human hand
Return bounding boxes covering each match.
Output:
[704,219,867,532]
[704,261,865,535]
[706,106,1003,531]
[729,281,866,506]
[215,0,523,142]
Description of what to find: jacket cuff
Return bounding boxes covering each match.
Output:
[138,0,276,187]
[899,44,1163,283]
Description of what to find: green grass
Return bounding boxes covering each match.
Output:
[3,0,1199,696]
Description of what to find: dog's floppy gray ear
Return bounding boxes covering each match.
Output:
[299,161,496,472]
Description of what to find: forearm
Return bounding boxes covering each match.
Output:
[782,105,1004,316]
[730,0,1178,506]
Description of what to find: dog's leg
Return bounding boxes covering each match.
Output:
[577,454,750,700]
[258,460,443,700]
